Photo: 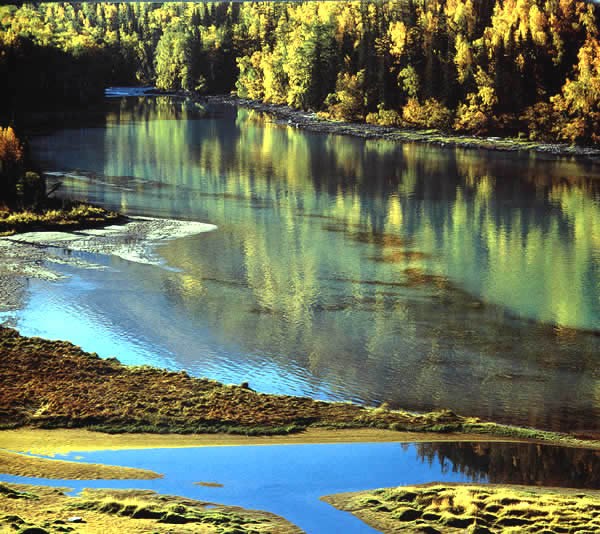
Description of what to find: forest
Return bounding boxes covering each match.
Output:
[1,0,600,145]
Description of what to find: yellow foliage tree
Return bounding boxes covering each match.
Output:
[551,36,600,144]
[402,98,453,130]
[0,126,23,171]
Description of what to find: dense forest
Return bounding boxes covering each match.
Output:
[1,1,600,145]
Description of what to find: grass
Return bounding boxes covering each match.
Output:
[322,483,600,533]
[0,200,121,236]
[0,483,37,501]
[0,484,300,534]
[1,325,600,449]
[68,496,257,527]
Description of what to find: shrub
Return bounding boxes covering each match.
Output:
[366,105,403,127]
[403,98,453,130]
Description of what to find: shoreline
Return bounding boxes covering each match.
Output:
[0,427,549,457]
[1,325,599,451]
[202,94,600,161]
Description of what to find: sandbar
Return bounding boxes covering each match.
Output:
[0,427,536,458]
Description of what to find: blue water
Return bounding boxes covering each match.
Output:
[10,95,599,432]
[1,442,473,533]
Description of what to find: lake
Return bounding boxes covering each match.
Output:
[3,92,600,432]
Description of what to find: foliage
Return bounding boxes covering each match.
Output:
[1,1,600,143]
[0,126,25,205]
[403,98,454,130]
[0,127,23,168]
[551,35,600,144]
[326,69,367,121]
[366,104,403,127]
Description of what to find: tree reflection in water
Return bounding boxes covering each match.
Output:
[415,441,600,489]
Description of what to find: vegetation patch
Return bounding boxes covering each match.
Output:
[0,201,122,237]
[322,483,600,534]
[0,484,301,534]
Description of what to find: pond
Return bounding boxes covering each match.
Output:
[2,92,600,432]
[3,441,600,533]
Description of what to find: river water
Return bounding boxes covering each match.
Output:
[4,93,600,432]
[3,440,600,533]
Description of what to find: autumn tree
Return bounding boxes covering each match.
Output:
[552,35,600,144]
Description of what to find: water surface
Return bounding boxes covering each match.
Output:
[3,441,600,534]
[4,94,600,432]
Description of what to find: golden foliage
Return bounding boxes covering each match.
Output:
[0,126,23,167]
[402,98,453,130]
[552,36,600,144]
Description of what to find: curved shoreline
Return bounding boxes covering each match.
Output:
[1,325,599,451]
[203,94,600,161]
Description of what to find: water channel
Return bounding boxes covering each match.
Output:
[2,93,600,433]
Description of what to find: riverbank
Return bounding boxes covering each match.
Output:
[0,483,302,534]
[1,326,598,451]
[203,94,600,160]
[322,482,600,533]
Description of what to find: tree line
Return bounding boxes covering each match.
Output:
[1,1,599,145]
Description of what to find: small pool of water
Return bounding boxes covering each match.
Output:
[3,441,600,533]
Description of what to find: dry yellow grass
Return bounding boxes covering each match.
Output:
[322,482,600,533]
[0,484,302,534]
[0,449,160,480]
[0,203,120,236]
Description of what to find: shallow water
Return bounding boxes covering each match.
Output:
[3,94,600,431]
[3,441,600,533]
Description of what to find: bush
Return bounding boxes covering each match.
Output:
[403,98,453,130]
[16,172,46,206]
[366,105,403,127]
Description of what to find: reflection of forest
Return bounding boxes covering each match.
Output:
[415,441,600,489]
[42,97,600,432]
